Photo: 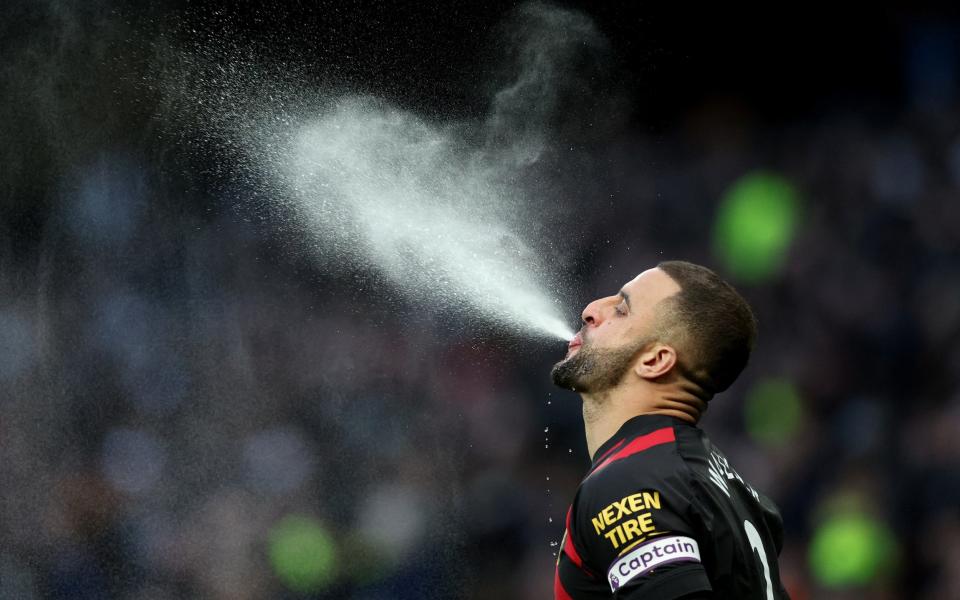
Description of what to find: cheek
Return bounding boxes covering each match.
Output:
[625,314,652,336]
[605,320,645,348]
[592,322,628,347]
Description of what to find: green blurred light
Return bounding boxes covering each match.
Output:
[809,513,897,588]
[268,515,337,593]
[713,171,801,284]
[744,378,804,446]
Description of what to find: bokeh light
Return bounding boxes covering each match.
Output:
[809,512,897,588]
[744,378,804,447]
[713,171,801,284]
[243,427,316,496]
[268,515,338,593]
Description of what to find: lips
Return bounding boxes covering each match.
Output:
[567,332,583,351]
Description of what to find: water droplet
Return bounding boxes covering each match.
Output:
[548,517,553,523]
[544,427,549,433]
[546,476,550,481]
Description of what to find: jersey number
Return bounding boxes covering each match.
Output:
[743,520,774,600]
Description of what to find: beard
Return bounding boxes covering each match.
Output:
[551,336,651,394]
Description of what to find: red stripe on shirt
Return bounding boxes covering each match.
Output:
[590,426,675,477]
[562,507,585,569]
[594,437,626,465]
[555,565,574,600]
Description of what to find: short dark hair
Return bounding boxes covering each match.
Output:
[656,260,758,397]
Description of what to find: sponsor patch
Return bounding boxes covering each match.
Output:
[607,535,701,592]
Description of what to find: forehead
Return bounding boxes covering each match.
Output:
[621,267,681,308]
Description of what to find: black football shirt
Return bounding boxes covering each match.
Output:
[555,414,789,599]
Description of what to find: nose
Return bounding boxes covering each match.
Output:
[581,297,605,328]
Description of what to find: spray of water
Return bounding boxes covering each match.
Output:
[228,4,607,341]
[165,2,611,341]
[266,97,575,341]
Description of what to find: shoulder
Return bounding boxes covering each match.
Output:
[570,423,703,569]
[567,423,714,597]
[578,421,698,513]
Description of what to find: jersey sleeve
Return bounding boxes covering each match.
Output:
[571,451,713,599]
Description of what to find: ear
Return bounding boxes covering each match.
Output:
[633,344,677,380]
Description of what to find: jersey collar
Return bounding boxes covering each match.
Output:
[591,413,687,464]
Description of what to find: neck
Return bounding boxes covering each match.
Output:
[581,385,705,458]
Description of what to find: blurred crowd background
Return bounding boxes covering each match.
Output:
[2,2,960,599]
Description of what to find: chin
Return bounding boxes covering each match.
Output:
[550,357,586,391]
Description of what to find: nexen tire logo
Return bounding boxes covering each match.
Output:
[607,535,701,592]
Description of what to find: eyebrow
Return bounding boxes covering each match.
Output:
[618,289,632,310]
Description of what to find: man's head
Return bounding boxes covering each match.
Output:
[551,261,757,402]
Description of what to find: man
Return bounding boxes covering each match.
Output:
[551,261,789,599]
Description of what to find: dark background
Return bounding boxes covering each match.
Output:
[2,2,959,599]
